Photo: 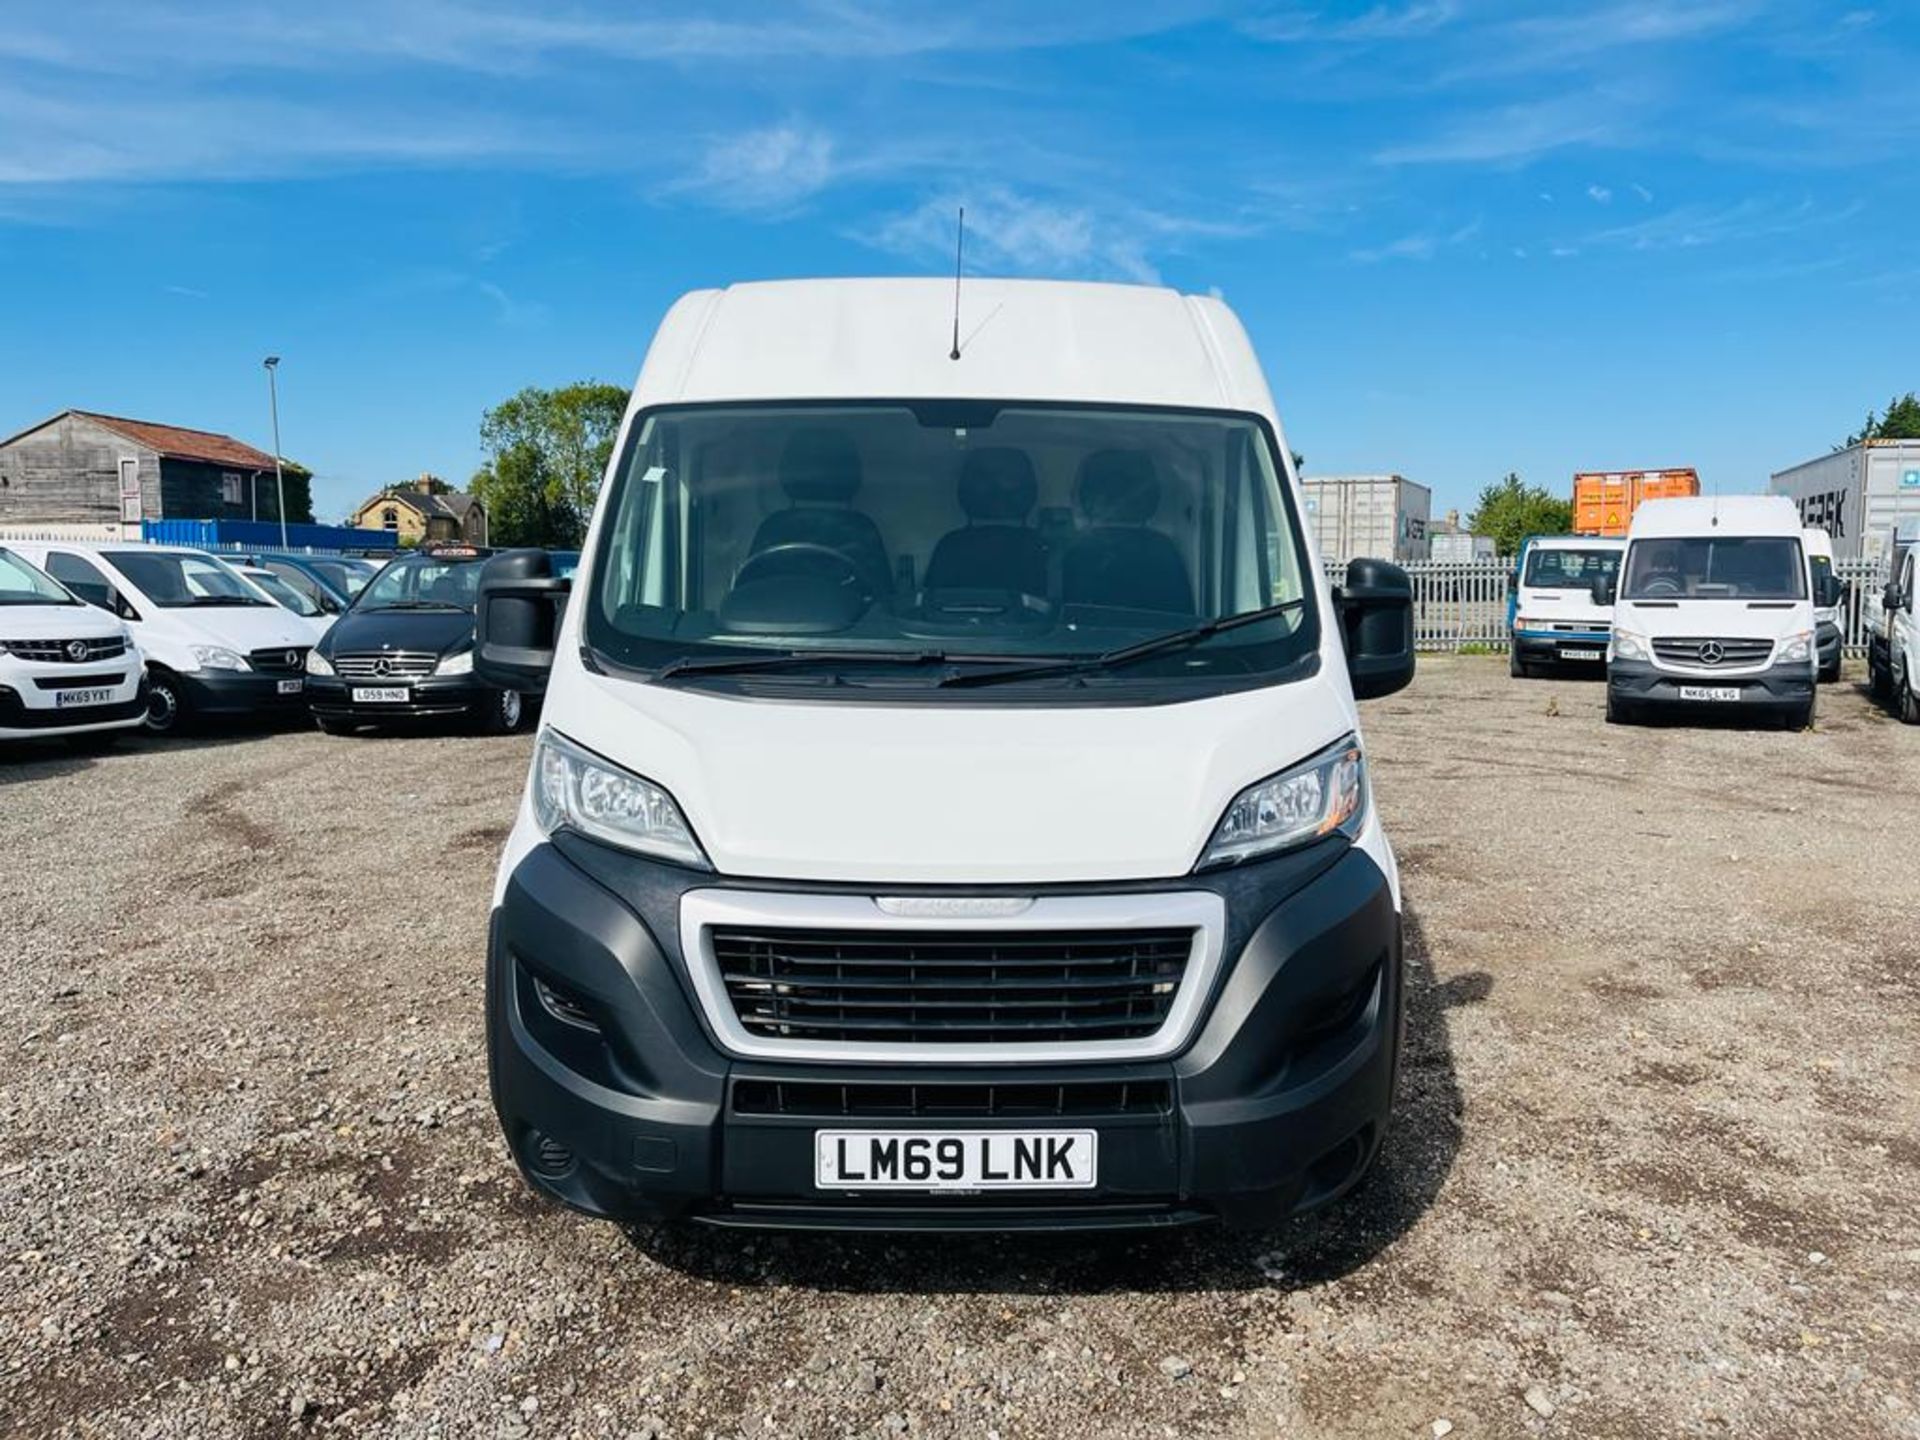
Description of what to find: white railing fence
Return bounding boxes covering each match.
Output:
[1325,558,1891,655]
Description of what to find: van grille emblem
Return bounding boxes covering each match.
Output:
[373,656,394,677]
[66,640,89,662]
[1697,641,1724,665]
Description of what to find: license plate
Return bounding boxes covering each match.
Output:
[277,678,304,695]
[815,1130,1098,1191]
[55,687,113,707]
[351,686,409,704]
[1559,648,1604,662]
[1679,686,1740,702]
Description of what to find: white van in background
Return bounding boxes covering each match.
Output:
[6,541,318,734]
[0,545,147,747]
[469,276,1417,1233]
[1508,534,1625,677]
[1599,496,1839,729]
[1802,527,1842,683]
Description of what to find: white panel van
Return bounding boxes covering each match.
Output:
[468,278,1419,1233]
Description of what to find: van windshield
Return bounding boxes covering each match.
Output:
[583,403,1320,696]
[1622,536,1806,601]
[105,550,272,607]
[1524,547,1620,589]
[0,549,77,605]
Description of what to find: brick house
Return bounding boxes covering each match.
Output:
[0,409,312,530]
[347,474,489,546]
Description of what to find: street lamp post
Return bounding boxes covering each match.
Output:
[263,356,288,548]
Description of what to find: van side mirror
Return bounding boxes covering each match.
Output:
[475,549,571,694]
[1815,574,1843,608]
[1337,557,1415,700]
[1590,573,1617,606]
[1889,581,1909,614]
[1506,568,1519,595]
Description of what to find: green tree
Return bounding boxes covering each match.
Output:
[1844,392,1920,446]
[472,382,628,546]
[1466,472,1573,556]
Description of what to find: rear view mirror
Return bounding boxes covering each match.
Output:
[1590,573,1618,606]
[1337,557,1415,700]
[475,549,571,694]
[1506,568,1520,595]
[1815,574,1843,609]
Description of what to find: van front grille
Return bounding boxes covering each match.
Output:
[247,646,311,675]
[333,651,439,679]
[2,637,127,663]
[1652,636,1773,668]
[712,927,1194,1046]
[733,1078,1173,1118]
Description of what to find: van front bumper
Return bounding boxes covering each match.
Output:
[487,835,1402,1233]
[1513,627,1610,666]
[1608,656,1814,714]
[306,673,489,721]
[177,669,310,718]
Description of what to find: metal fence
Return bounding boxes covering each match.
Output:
[1327,558,1891,655]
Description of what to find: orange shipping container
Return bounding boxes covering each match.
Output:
[1572,468,1700,536]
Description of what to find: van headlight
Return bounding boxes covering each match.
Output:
[1611,629,1649,662]
[1778,630,1813,664]
[531,730,709,869]
[436,649,473,676]
[189,645,249,672]
[1198,735,1366,870]
[305,649,334,676]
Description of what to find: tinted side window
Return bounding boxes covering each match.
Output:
[46,552,117,610]
[267,562,321,600]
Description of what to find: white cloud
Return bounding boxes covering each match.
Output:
[1586,196,1851,251]
[1241,3,1457,44]
[1376,95,1621,165]
[865,188,1177,284]
[1632,182,1655,201]
[1587,184,1613,203]
[678,123,837,213]
[1349,216,1481,263]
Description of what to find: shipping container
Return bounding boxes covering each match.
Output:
[1572,468,1700,536]
[1769,440,1920,564]
[140,518,398,553]
[1300,474,1431,564]
[1429,531,1497,562]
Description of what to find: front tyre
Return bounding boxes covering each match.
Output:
[1605,692,1637,725]
[142,668,189,736]
[1509,650,1530,679]
[474,688,525,736]
[1900,665,1920,726]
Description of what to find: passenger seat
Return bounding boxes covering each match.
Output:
[746,429,892,597]
[923,448,1049,597]
[1061,450,1193,614]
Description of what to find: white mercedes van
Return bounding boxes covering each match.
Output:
[1802,527,1842,683]
[0,545,147,747]
[7,541,318,734]
[1601,496,1838,729]
[471,278,1416,1233]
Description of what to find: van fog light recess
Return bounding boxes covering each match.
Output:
[525,1130,574,1177]
[533,974,600,1030]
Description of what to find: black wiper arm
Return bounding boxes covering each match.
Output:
[653,649,957,683]
[939,598,1309,689]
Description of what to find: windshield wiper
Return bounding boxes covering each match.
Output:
[366,600,467,611]
[938,598,1310,689]
[653,648,966,683]
[188,595,269,607]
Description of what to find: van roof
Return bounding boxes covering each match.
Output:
[1625,495,1803,540]
[1530,534,1625,550]
[9,540,216,558]
[632,278,1276,416]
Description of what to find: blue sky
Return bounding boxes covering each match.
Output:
[1,1,1915,522]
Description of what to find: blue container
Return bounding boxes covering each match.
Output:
[142,519,397,554]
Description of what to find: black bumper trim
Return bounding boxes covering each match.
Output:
[487,836,1402,1232]
[1608,655,1813,711]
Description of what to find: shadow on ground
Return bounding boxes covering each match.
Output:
[628,908,1480,1297]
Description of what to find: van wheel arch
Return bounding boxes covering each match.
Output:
[142,666,190,735]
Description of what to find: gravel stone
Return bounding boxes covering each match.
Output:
[0,663,1915,1437]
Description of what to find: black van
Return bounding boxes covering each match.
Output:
[304,546,528,735]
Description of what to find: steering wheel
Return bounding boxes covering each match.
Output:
[732,542,868,595]
[1641,576,1683,597]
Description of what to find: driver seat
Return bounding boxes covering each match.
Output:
[1062,450,1193,614]
[747,429,892,596]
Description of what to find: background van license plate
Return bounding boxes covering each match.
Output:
[351,686,409,704]
[276,678,303,695]
[1559,649,1603,662]
[1679,686,1740,702]
[55,687,114,707]
[815,1130,1097,1191]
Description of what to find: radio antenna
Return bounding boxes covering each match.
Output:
[949,206,965,361]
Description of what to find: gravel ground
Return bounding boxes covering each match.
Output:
[2,659,1917,1439]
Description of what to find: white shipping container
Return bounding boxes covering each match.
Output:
[1429,531,1496,563]
[1770,440,1920,564]
[1301,474,1432,565]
